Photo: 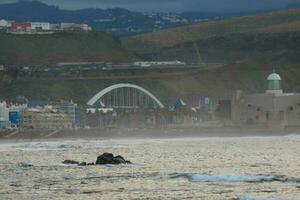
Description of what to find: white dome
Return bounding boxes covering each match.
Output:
[267,73,281,81]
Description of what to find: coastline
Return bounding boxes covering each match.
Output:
[1,126,299,141]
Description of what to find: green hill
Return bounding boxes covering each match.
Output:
[0,31,133,65]
[1,64,299,106]
[124,8,300,64]
[1,9,300,105]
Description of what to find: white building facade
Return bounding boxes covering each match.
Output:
[31,22,50,30]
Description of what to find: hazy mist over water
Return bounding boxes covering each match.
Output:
[0,136,299,199]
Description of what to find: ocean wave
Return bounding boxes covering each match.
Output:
[84,172,160,181]
[0,141,81,151]
[240,195,296,200]
[169,173,288,183]
[103,163,140,168]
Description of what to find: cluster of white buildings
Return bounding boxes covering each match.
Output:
[0,19,92,34]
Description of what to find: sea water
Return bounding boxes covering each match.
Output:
[0,135,299,199]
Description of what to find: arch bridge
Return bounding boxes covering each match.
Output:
[87,83,164,109]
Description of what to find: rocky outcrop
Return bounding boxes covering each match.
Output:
[62,160,79,165]
[96,153,131,165]
[62,153,131,166]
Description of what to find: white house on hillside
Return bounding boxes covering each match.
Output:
[31,22,50,31]
[0,19,12,28]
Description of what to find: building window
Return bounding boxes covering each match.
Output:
[279,111,284,121]
[266,112,270,120]
[288,106,294,111]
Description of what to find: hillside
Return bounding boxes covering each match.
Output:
[0,31,133,65]
[0,64,299,106]
[0,1,237,36]
[1,8,300,104]
[124,8,300,64]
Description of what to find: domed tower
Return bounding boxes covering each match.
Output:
[266,72,283,95]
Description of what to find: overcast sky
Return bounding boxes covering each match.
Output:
[1,0,300,12]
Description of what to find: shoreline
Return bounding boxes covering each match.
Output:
[1,126,299,141]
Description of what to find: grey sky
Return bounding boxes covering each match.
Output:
[1,0,300,12]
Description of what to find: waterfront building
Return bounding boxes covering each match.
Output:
[232,72,300,129]
[53,101,81,128]
[28,100,81,128]
[20,107,72,130]
[8,105,21,127]
[0,102,9,127]
[0,102,26,128]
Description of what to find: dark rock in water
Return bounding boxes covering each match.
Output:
[79,162,87,166]
[62,160,79,165]
[62,160,95,166]
[96,153,131,165]
[62,153,131,166]
[96,153,114,164]
[96,153,114,165]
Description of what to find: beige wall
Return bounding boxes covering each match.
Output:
[20,109,73,130]
[232,91,300,129]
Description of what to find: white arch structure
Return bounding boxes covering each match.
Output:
[87,83,164,108]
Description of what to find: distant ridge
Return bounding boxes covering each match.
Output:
[124,8,300,64]
[1,1,298,36]
[0,1,143,23]
[0,1,152,36]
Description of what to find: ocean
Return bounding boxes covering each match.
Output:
[0,135,299,199]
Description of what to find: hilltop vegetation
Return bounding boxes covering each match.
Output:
[124,8,300,64]
[0,31,133,65]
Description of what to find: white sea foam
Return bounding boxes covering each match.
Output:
[0,138,169,151]
[170,173,278,183]
[1,135,300,151]
[103,163,139,168]
[240,196,293,200]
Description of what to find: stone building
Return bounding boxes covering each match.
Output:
[232,72,300,129]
